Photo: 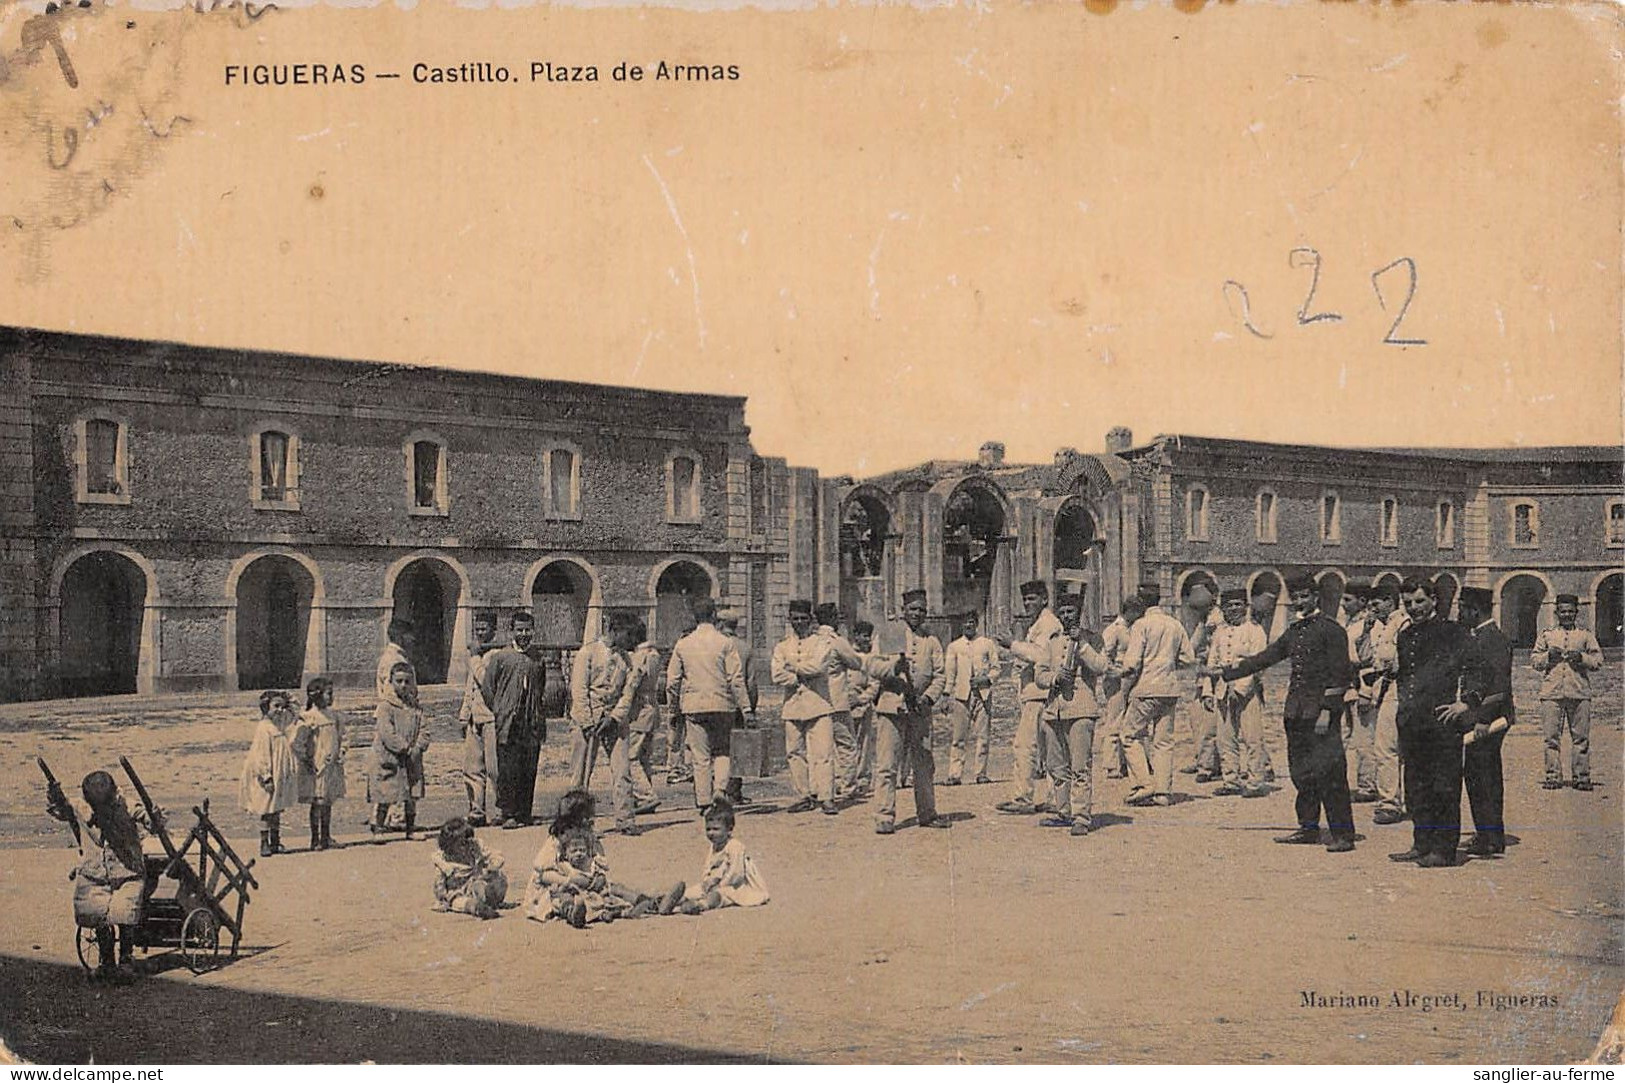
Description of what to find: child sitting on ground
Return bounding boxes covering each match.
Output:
[53,770,164,982]
[240,689,302,857]
[432,816,508,919]
[525,789,658,927]
[660,797,770,915]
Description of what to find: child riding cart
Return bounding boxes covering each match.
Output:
[42,755,258,978]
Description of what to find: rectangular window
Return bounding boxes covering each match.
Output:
[1607,501,1624,547]
[1186,486,1209,541]
[260,431,290,501]
[1436,500,1456,548]
[85,418,120,495]
[549,448,576,518]
[412,441,440,509]
[1380,497,1399,547]
[1512,502,1539,548]
[673,456,699,521]
[1256,490,1277,543]
[1321,491,1341,543]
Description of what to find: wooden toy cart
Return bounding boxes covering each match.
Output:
[42,755,258,974]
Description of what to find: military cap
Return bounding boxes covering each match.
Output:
[1457,586,1493,610]
[1285,572,1317,594]
[1221,588,1248,604]
[1556,593,1580,606]
[902,588,928,604]
[1019,579,1050,597]
[788,598,814,615]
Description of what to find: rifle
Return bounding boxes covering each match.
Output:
[893,652,924,716]
[38,756,81,847]
[1043,625,1084,711]
[118,756,173,858]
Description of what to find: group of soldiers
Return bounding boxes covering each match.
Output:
[444,568,1606,864]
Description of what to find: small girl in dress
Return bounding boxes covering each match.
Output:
[240,689,302,857]
[295,676,346,851]
[432,816,508,919]
[525,789,657,927]
[56,770,163,982]
[660,797,770,915]
[370,662,432,839]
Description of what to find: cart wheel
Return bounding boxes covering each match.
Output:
[75,925,98,972]
[180,909,221,974]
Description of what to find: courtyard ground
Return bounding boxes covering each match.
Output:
[0,659,1619,1064]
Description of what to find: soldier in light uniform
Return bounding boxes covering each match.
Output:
[770,599,840,815]
[942,610,1000,786]
[995,580,1063,815]
[567,613,636,796]
[1340,583,1380,803]
[864,589,949,834]
[1116,588,1198,808]
[1034,592,1112,836]
[1532,593,1605,791]
[1368,583,1410,824]
[1183,582,1224,781]
[846,620,881,796]
[717,609,759,806]
[1199,588,1269,797]
[815,602,867,801]
[668,598,753,810]
[1096,607,1132,779]
[457,610,499,826]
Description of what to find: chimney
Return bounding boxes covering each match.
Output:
[977,441,1006,469]
[1105,426,1134,454]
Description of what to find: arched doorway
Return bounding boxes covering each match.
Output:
[943,481,1011,630]
[532,560,595,649]
[1498,573,1548,649]
[236,555,314,690]
[1595,573,1623,649]
[392,559,462,684]
[1054,500,1104,629]
[58,551,146,697]
[839,491,892,632]
[654,561,713,648]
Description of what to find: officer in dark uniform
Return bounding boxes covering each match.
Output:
[1390,576,1482,868]
[1458,586,1512,857]
[1209,571,1356,853]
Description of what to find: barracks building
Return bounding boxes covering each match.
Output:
[1,326,1620,702]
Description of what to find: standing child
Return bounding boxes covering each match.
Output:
[660,797,770,915]
[370,662,432,838]
[295,676,346,850]
[525,789,657,926]
[432,816,509,919]
[240,689,302,857]
[52,770,163,982]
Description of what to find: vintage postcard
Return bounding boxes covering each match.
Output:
[0,0,1620,1067]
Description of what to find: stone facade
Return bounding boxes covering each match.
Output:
[1,327,797,699]
[3,325,1619,704]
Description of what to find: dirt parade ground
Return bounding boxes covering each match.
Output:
[0,664,1619,1065]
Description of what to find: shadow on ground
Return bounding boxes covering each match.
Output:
[0,954,772,1064]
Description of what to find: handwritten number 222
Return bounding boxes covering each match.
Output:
[1223,249,1426,346]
